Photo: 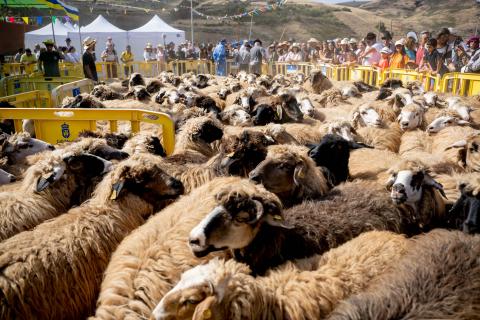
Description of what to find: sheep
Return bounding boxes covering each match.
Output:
[0,168,15,185]
[303,70,333,94]
[295,93,323,119]
[314,87,345,108]
[396,103,426,131]
[447,174,480,234]
[348,148,401,184]
[61,93,106,108]
[91,84,124,101]
[78,130,130,150]
[308,134,371,186]
[90,177,276,320]
[173,116,224,161]
[327,229,480,320]
[124,85,151,101]
[356,124,402,153]
[173,107,210,131]
[248,144,330,206]
[0,101,15,134]
[0,154,184,319]
[155,87,182,105]
[146,79,165,94]
[1,131,54,164]
[121,132,166,157]
[188,162,447,275]
[445,132,480,172]
[449,101,473,121]
[155,231,410,320]
[426,113,470,133]
[351,104,382,128]
[220,104,252,127]
[128,72,146,89]
[432,126,479,165]
[0,149,112,242]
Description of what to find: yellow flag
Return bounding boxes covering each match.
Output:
[22,17,29,24]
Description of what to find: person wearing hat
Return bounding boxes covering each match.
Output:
[38,39,61,77]
[404,36,417,67]
[213,39,227,76]
[462,37,480,73]
[82,37,98,82]
[101,42,118,78]
[144,43,156,62]
[236,41,251,72]
[381,31,395,52]
[20,48,37,74]
[467,36,480,56]
[449,42,471,72]
[349,38,358,53]
[286,43,303,63]
[337,38,351,64]
[390,39,409,69]
[33,43,41,59]
[65,38,72,51]
[121,45,134,77]
[267,43,279,64]
[378,47,392,70]
[249,39,264,74]
[156,44,166,69]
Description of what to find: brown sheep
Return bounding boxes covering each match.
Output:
[0,154,183,319]
[303,70,333,94]
[90,177,276,320]
[327,229,480,320]
[356,123,402,152]
[249,144,330,206]
[0,149,113,241]
[154,231,410,320]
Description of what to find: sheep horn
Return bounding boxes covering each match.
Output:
[110,180,125,200]
[445,140,467,151]
[385,175,395,191]
[36,164,66,193]
[424,174,447,199]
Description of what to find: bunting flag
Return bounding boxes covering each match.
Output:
[37,16,43,24]
[22,17,28,24]
[188,0,288,21]
[8,17,15,23]
[39,0,80,21]
[52,15,57,24]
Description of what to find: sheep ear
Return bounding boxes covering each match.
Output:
[348,141,373,149]
[36,163,66,192]
[423,173,447,198]
[263,213,293,229]
[396,114,402,122]
[275,105,283,120]
[351,111,360,123]
[385,175,395,191]
[293,162,306,186]
[110,179,125,200]
[456,119,470,126]
[445,140,467,151]
[192,296,218,320]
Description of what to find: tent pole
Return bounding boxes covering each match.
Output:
[190,0,194,45]
[248,14,253,41]
[78,17,83,54]
[51,12,57,44]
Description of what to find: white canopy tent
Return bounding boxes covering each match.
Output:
[67,15,128,55]
[128,15,185,60]
[25,19,72,50]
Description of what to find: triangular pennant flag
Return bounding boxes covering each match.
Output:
[8,17,15,23]
[37,16,43,25]
[52,16,57,24]
[22,17,29,24]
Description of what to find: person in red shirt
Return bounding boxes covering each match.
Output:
[378,47,392,69]
[416,31,430,66]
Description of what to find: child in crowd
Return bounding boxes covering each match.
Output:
[378,47,392,69]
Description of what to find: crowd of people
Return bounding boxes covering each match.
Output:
[3,26,480,80]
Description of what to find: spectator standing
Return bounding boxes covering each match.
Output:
[390,39,409,69]
[33,44,41,59]
[20,48,36,73]
[67,47,80,63]
[249,39,264,74]
[404,36,417,68]
[416,31,430,66]
[38,40,61,77]
[436,28,451,62]
[144,43,156,61]
[378,47,392,70]
[338,39,350,64]
[65,38,73,51]
[307,38,320,62]
[236,42,251,72]
[82,37,98,82]
[14,48,24,63]
[381,32,395,52]
[462,44,480,73]
[419,38,448,76]
[466,36,480,56]
[167,43,176,61]
[120,45,134,77]
[355,40,366,63]
[360,32,381,66]
[106,37,114,49]
[349,38,358,53]
[176,44,186,60]
[286,43,303,63]
[199,44,208,60]
[101,44,118,78]
[157,45,166,67]
[213,39,227,76]
[320,41,335,63]
[449,43,470,72]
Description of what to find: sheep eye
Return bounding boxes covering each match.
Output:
[361,111,367,115]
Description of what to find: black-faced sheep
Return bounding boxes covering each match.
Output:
[327,229,480,320]
[448,174,480,234]
[128,72,146,89]
[91,84,124,101]
[78,130,130,150]
[124,85,152,101]
[155,231,410,320]
[61,93,106,108]
[189,162,447,276]
[90,177,275,320]
[0,101,15,134]
[121,132,166,157]
[308,134,371,186]
[0,154,183,320]
[248,144,330,206]
[0,149,112,241]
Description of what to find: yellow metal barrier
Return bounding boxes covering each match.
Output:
[1,76,82,96]
[59,63,84,77]
[312,63,334,78]
[168,60,215,76]
[272,63,313,76]
[0,108,175,154]
[440,72,480,96]
[349,66,381,86]
[0,90,51,108]
[331,65,350,81]
[51,79,95,107]
[1,63,37,76]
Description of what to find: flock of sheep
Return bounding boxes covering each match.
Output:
[0,68,479,320]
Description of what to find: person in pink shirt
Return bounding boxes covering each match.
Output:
[416,31,430,66]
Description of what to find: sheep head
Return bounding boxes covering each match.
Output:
[128,73,145,89]
[1,132,54,163]
[445,134,480,172]
[426,115,469,134]
[125,86,151,101]
[448,103,472,121]
[121,133,166,157]
[219,106,252,127]
[397,104,425,131]
[69,137,130,161]
[106,154,183,210]
[449,176,480,234]
[188,182,284,258]
[153,258,250,320]
[326,121,358,142]
[189,117,224,144]
[219,130,273,176]
[351,104,382,128]
[386,160,446,206]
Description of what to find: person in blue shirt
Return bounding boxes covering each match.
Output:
[213,39,227,76]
